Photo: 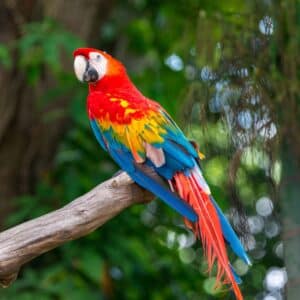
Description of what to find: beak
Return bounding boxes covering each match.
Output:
[74,55,99,83]
[82,62,99,83]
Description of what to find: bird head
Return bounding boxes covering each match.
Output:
[73,48,125,83]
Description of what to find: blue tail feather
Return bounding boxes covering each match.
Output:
[230,264,242,284]
[210,196,251,266]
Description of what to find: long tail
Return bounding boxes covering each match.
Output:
[170,167,244,300]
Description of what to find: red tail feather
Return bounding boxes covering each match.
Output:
[171,170,243,300]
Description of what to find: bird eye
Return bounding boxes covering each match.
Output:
[96,54,101,60]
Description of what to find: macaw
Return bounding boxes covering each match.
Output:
[73,48,250,300]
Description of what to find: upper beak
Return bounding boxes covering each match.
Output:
[74,55,99,83]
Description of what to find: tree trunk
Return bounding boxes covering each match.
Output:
[0,0,114,229]
[281,150,300,300]
[277,2,300,298]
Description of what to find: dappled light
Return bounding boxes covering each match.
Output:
[165,54,184,72]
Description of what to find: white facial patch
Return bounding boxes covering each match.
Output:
[74,55,87,82]
[88,52,108,80]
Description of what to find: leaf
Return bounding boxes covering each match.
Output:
[76,250,103,284]
[0,44,12,69]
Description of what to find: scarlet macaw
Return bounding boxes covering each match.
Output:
[73,48,250,300]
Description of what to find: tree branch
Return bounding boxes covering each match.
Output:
[0,170,155,288]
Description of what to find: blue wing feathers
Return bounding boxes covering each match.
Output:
[94,125,197,222]
[109,146,198,222]
[162,139,195,169]
[146,152,190,179]
[164,131,198,158]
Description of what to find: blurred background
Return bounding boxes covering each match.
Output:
[0,0,299,299]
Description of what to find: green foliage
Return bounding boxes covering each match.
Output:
[0,44,12,69]
[17,19,83,84]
